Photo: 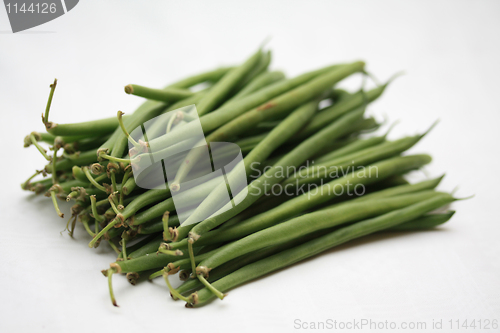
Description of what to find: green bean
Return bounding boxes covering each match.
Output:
[122,177,136,196]
[144,92,208,140]
[29,132,51,160]
[176,210,453,297]
[110,251,189,274]
[119,188,171,221]
[177,199,434,295]
[145,64,343,157]
[72,166,97,183]
[62,136,110,156]
[167,67,233,89]
[66,186,102,203]
[22,175,53,193]
[171,62,364,190]
[228,51,272,99]
[163,243,233,275]
[109,102,167,157]
[100,66,232,158]
[170,155,433,250]
[127,235,164,259]
[238,122,358,157]
[239,87,354,136]
[237,114,378,160]
[45,116,125,137]
[231,71,285,100]
[331,89,352,103]
[174,237,308,296]
[24,132,54,147]
[127,175,225,228]
[387,211,455,231]
[105,246,189,306]
[283,131,428,187]
[218,175,442,243]
[349,116,381,134]
[189,194,455,306]
[24,132,90,147]
[248,124,359,160]
[195,49,263,116]
[45,150,99,173]
[48,179,89,194]
[246,83,382,141]
[352,176,444,202]
[315,134,387,163]
[172,99,320,234]
[138,213,181,235]
[116,234,158,259]
[42,78,57,124]
[296,83,390,139]
[124,85,193,102]
[378,175,409,187]
[235,133,268,154]
[182,106,366,241]
[216,194,292,232]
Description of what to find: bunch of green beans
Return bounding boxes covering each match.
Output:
[21,47,462,308]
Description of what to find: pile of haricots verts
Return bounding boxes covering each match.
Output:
[22,48,459,307]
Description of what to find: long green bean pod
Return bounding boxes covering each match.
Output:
[45,116,126,137]
[124,85,193,102]
[227,50,272,99]
[195,49,263,116]
[169,172,442,251]
[144,64,343,156]
[171,61,365,189]
[283,132,428,187]
[188,194,455,306]
[295,82,390,139]
[175,210,454,297]
[181,106,366,241]
[230,71,285,101]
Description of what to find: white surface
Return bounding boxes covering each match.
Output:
[1,1,500,332]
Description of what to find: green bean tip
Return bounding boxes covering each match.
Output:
[124,85,133,94]
[126,272,140,286]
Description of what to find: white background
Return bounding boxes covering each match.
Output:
[1,1,499,332]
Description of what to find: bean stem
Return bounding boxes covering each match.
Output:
[43,78,57,124]
[197,274,225,300]
[188,240,197,279]
[30,133,51,161]
[88,218,120,248]
[49,189,64,218]
[163,271,190,302]
[106,268,119,307]
[116,111,140,148]
[82,167,106,192]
